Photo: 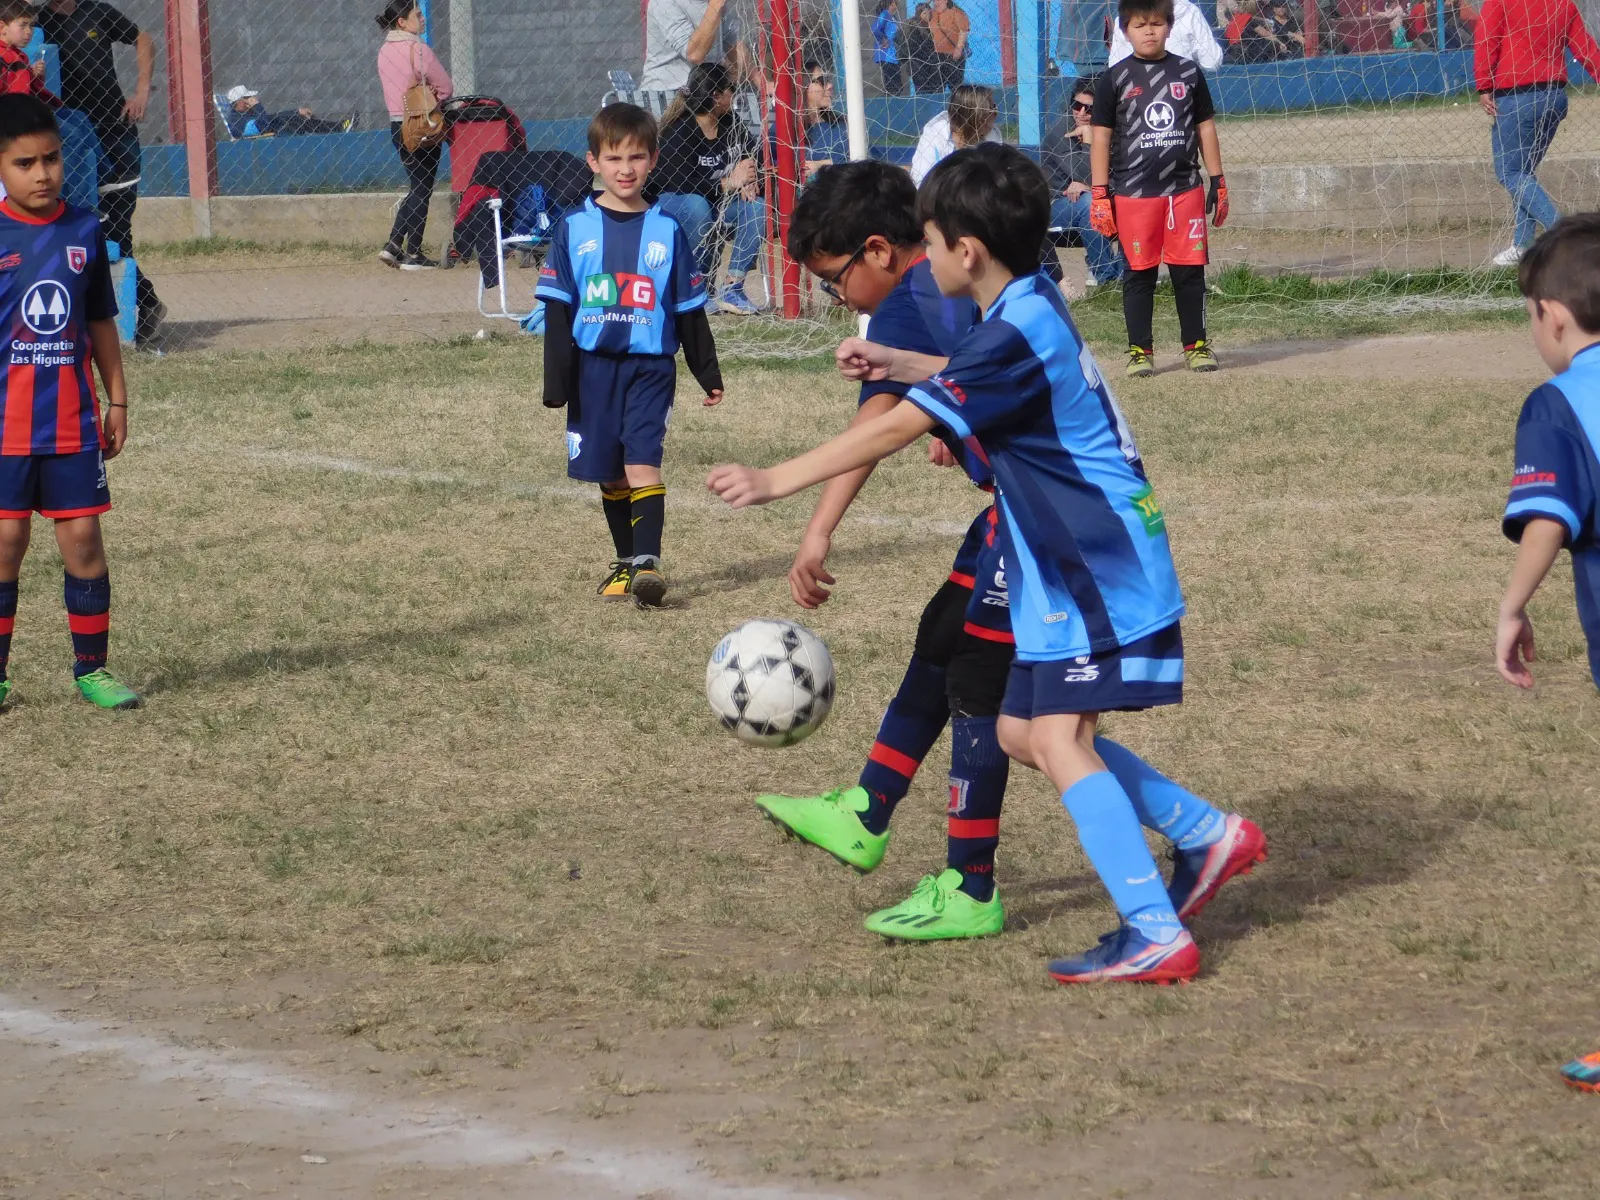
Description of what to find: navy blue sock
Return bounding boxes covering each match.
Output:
[63,572,110,678]
[856,653,950,835]
[600,486,633,559]
[946,716,1008,901]
[0,579,15,682]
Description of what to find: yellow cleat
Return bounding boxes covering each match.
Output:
[1126,346,1155,379]
[597,560,633,598]
[1184,340,1220,372]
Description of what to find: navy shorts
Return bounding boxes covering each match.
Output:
[566,352,676,483]
[1002,622,1183,719]
[0,449,111,519]
[956,505,1012,645]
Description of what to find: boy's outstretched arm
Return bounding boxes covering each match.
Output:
[88,318,128,459]
[1496,517,1566,688]
[709,400,937,508]
[790,391,901,608]
[836,337,948,386]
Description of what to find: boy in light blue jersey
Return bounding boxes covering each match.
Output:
[537,103,724,608]
[709,143,1265,984]
[1489,215,1600,1091]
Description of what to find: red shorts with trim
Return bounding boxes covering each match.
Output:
[0,449,111,518]
[1113,187,1209,271]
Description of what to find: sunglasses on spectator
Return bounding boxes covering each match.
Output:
[1071,99,1093,112]
[818,242,869,301]
[810,75,833,87]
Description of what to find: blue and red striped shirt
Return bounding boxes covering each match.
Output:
[0,200,117,457]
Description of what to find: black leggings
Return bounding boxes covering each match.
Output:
[913,579,1013,719]
[388,121,442,253]
[1123,263,1207,351]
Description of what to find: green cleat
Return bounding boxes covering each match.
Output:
[864,869,1005,941]
[75,669,142,710]
[754,785,889,873]
[0,678,11,710]
[1184,339,1220,372]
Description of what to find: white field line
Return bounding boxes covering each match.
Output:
[0,997,840,1200]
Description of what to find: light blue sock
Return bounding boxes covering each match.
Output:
[1094,737,1225,851]
[1061,771,1184,944]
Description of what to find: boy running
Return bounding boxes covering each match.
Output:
[0,95,138,710]
[536,103,724,608]
[1090,0,1227,378]
[754,160,1014,940]
[710,144,1263,983]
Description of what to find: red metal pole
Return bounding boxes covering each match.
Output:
[175,0,217,235]
[1000,0,1017,88]
[164,0,184,144]
[771,0,802,318]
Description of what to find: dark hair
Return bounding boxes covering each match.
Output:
[679,61,733,119]
[1519,213,1600,334]
[803,59,831,81]
[1070,74,1098,101]
[876,0,896,13]
[0,1,37,24]
[1118,0,1176,27]
[0,94,58,152]
[917,143,1049,277]
[375,0,417,30]
[788,160,923,263]
[588,102,658,156]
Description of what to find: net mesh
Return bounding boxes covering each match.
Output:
[32,0,1600,353]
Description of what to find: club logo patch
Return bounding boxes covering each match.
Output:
[1170,82,1187,100]
[566,431,583,460]
[21,280,69,335]
[643,240,669,270]
[66,245,87,274]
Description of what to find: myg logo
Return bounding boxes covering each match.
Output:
[582,273,657,309]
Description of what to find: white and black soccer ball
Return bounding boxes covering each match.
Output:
[706,619,836,748]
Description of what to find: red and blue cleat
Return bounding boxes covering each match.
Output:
[1560,1051,1600,1092]
[1048,925,1200,986]
[1168,813,1268,920]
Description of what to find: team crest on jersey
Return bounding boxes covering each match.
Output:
[66,246,87,274]
[1170,82,1188,100]
[21,280,69,336]
[566,431,583,460]
[643,240,669,270]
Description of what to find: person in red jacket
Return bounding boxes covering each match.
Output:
[1474,0,1600,266]
[0,1,62,107]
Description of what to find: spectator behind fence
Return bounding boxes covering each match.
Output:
[1110,0,1223,68]
[800,61,851,175]
[653,62,764,315]
[873,0,905,95]
[37,0,163,347]
[641,0,748,91]
[910,83,1001,184]
[222,85,348,139]
[1214,0,1245,26]
[927,0,970,91]
[376,0,452,270]
[1475,0,1600,266]
[1040,77,1125,289]
[1405,0,1476,48]
[1236,0,1304,58]
[0,2,60,106]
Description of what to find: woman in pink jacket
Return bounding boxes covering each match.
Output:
[376,0,453,268]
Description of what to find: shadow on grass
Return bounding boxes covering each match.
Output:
[140,604,531,696]
[1003,783,1452,945]
[671,534,955,603]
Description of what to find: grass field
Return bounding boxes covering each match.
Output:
[2,296,1598,1197]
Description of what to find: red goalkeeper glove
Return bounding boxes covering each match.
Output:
[1207,174,1229,228]
[1090,186,1116,237]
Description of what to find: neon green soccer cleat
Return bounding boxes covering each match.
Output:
[754,785,889,873]
[864,868,1005,941]
[1125,346,1155,379]
[0,678,11,710]
[75,669,142,710]
[1184,340,1220,372]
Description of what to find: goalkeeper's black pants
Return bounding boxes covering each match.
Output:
[1123,264,1207,351]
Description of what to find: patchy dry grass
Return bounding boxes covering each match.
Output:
[1,322,1598,1197]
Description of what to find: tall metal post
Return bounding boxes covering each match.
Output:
[450,0,476,93]
[772,0,802,317]
[840,0,868,160]
[175,0,217,237]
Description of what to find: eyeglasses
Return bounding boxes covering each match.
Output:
[818,242,869,302]
[810,75,833,87]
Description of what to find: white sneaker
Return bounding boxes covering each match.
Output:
[1491,245,1524,268]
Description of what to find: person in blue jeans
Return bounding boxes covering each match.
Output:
[653,62,764,314]
[1039,77,1125,290]
[1486,87,1568,268]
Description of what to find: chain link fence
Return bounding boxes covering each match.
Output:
[33,0,1600,337]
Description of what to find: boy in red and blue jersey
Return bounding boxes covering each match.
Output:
[752,161,1015,941]
[1491,215,1600,1093]
[0,95,137,710]
[0,2,62,108]
[537,103,723,609]
[711,145,1264,983]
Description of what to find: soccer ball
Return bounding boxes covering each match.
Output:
[706,619,836,747]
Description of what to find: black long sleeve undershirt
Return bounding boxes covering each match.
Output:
[541,301,721,407]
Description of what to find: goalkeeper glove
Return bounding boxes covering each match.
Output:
[1207,175,1229,228]
[1090,186,1116,237]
